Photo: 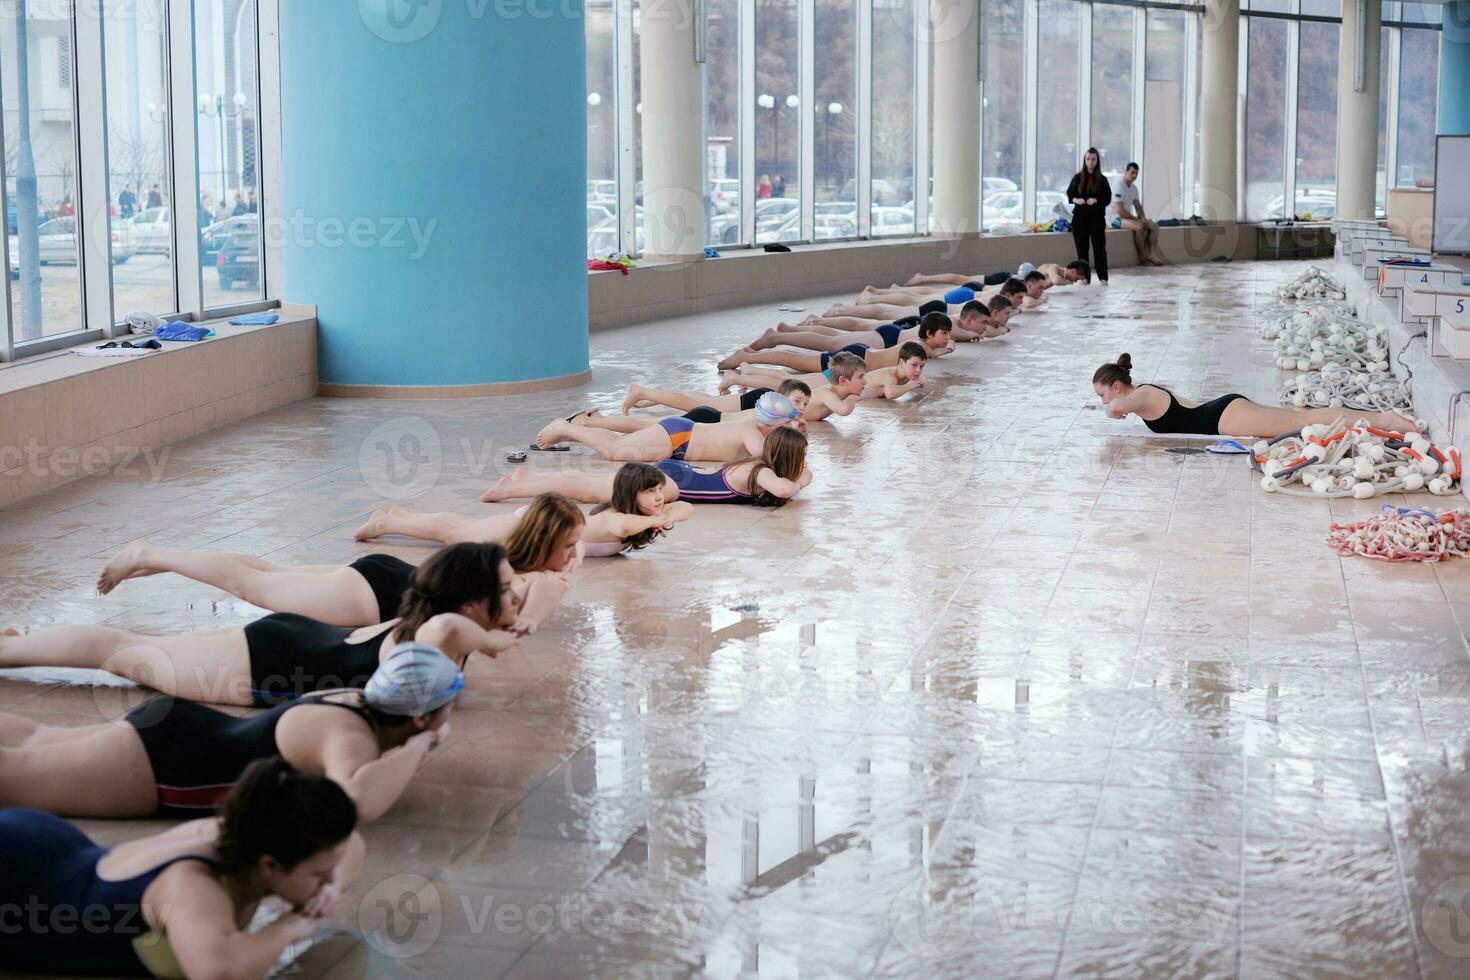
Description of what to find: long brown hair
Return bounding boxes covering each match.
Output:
[1075,147,1103,198]
[729,426,808,507]
[590,462,667,551]
[504,493,585,572]
[395,541,509,640]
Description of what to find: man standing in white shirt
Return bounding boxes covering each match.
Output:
[1109,162,1163,266]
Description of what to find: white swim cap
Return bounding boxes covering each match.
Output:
[754,392,798,425]
[364,642,463,716]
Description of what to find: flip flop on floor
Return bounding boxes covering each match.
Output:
[529,444,571,452]
[1206,439,1251,455]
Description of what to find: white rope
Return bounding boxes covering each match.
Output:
[1279,367,1411,414]
[1261,304,1387,373]
[1253,418,1462,499]
[1273,266,1347,301]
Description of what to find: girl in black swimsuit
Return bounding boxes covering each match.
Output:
[0,758,362,979]
[97,540,418,626]
[0,542,519,707]
[1091,353,1417,438]
[0,643,462,823]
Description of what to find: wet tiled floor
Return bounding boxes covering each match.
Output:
[4,259,1470,978]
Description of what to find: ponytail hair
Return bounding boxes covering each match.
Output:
[395,542,508,639]
[1093,353,1134,388]
[590,462,667,551]
[216,758,356,875]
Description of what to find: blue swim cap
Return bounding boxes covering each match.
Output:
[364,642,464,716]
[943,287,975,305]
[754,391,798,425]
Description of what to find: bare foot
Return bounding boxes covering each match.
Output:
[749,328,780,352]
[536,419,572,449]
[905,273,924,286]
[718,369,743,394]
[858,287,873,303]
[717,348,753,371]
[824,304,842,317]
[776,321,796,333]
[97,538,159,595]
[480,466,527,502]
[354,509,388,541]
[621,383,642,415]
[799,314,817,325]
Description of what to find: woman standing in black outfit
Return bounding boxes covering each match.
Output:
[1066,148,1110,284]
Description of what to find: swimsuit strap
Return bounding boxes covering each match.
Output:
[293,692,380,733]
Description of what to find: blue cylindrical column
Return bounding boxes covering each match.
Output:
[1442,2,1470,135]
[278,0,590,392]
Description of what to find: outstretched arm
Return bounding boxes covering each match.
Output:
[414,612,519,661]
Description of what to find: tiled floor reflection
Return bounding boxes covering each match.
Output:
[3,260,1470,978]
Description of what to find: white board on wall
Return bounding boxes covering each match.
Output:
[1433,135,1470,254]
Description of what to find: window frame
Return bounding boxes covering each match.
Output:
[0,0,279,365]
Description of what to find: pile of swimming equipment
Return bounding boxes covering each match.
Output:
[1279,367,1411,414]
[1261,304,1387,373]
[1273,266,1347,302]
[1327,505,1470,563]
[1252,418,1462,499]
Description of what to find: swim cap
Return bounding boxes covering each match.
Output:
[1017,262,1037,278]
[942,287,975,305]
[363,642,464,716]
[754,392,798,425]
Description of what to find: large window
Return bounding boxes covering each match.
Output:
[585,0,1445,254]
[1293,20,1338,216]
[815,0,856,240]
[1395,26,1438,187]
[1244,15,1289,219]
[1143,10,1188,219]
[754,0,799,244]
[1091,5,1136,181]
[1036,0,1080,222]
[1241,1,1442,221]
[3,3,84,342]
[194,0,263,308]
[587,1,618,257]
[106,0,176,317]
[871,0,914,235]
[982,0,1024,230]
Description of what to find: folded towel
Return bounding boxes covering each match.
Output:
[153,322,214,341]
[229,312,280,326]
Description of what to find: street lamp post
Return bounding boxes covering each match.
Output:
[825,102,843,197]
[232,91,248,194]
[756,93,775,182]
[198,94,228,202]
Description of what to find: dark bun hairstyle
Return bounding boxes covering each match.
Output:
[216,758,356,875]
[1093,354,1133,387]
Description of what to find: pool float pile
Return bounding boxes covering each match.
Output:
[1327,505,1470,563]
[1252,418,1461,499]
